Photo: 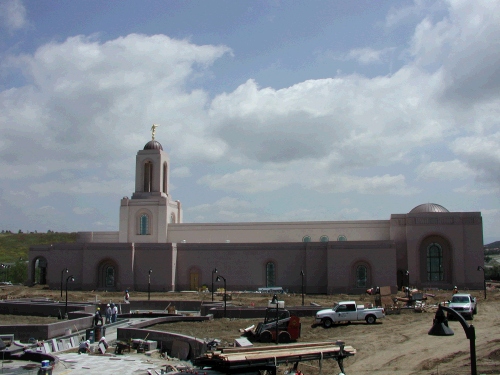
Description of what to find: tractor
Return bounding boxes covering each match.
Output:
[247,307,301,343]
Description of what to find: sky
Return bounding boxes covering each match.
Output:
[0,0,499,244]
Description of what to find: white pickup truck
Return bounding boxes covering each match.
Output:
[448,293,477,320]
[315,301,385,328]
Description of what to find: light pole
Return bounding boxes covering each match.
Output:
[211,268,218,302]
[0,264,4,282]
[428,304,476,375]
[148,269,153,301]
[477,266,486,299]
[65,275,75,318]
[215,275,226,318]
[60,268,68,298]
[300,270,305,306]
[271,294,279,344]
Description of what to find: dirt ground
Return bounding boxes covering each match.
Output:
[2,285,500,374]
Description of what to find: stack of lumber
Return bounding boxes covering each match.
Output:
[193,342,356,372]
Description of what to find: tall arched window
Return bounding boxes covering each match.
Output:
[266,262,276,287]
[163,162,168,194]
[302,235,311,242]
[427,243,443,281]
[320,235,329,242]
[140,214,149,235]
[356,265,367,287]
[144,161,153,192]
[105,266,115,287]
[338,235,347,241]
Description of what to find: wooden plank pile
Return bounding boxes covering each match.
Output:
[193,341,356,372]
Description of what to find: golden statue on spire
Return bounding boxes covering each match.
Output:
[151,124,160,140]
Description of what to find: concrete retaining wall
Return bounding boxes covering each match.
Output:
[117,327,206,360]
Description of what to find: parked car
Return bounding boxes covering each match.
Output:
[315,301,385,327]
[447,293,477,320]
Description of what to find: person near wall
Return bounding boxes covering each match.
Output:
[453,286,459,295]
[98,336,109,354]
[111,303,118,323]
[105,304,112,324]
[78,340,91,354]
[93,307,103,326]
[124,289,130,304]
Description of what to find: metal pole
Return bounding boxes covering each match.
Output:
[148,269,152,301]
[432,305,477,375]
[301,270,305,306]
[212,268,217,302]
[65,275,74,318]
[61,268,68,298]
[223,278,227,318]
[275,294,279,345]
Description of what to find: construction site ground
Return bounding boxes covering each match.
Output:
[1,285,500,374]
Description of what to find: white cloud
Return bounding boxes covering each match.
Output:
[0,0,28,33]
[73,207,95,215]
[187,197,257,222]
[416,160,475,180]
[340,47,396,65]
[171,167,192,178]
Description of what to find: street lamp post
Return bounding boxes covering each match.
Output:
[211,268,218,302]
[60,268,68,298]
[65,275,75,318]
[477,266,486,299]
[215,275,226,318]
[0,264,4,282]
[428,304,476,375]
[271,294,279,344]
[300,270,305,306]
[148,269,153,301]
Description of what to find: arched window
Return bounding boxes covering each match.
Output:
[427,243,443,281]
[144,161,153,192]
[320,235,329,242]
[266,262,276,287]
[170,213,176,223]
[105,266,115,287]
[338,235,347,241]
[163,162,168,194]
[302,235,311,242]
[356,265,367,288]
[140,214,149,235]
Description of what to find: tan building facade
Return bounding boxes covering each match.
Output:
[29,138,484,294]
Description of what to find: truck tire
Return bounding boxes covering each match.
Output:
[278,331,291,343]
[322,318,334,328]
[260,330,272,343]
[473,305,478,315]
[365,315,376,324]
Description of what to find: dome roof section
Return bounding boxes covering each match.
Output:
[143,140,163,151]
[409,203,449,213]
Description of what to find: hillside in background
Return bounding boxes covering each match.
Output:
[0,232,77,263]
[485,241,500,249]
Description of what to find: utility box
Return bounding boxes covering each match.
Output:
[143,340,157,351]
[268,300,285,308]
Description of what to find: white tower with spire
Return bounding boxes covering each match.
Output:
[118,126,182,243]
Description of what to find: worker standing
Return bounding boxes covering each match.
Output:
[105,304,112,324]
[111,303,118,323]
[124,289,130,304]
[453,286,459,295]
[93,308,103,326]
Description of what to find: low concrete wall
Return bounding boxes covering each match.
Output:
[0,315,94,342]
[0,299,95,317]
[117,327,206,360]
[202,305,323,319]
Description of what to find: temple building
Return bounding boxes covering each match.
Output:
[29,134,484,293]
